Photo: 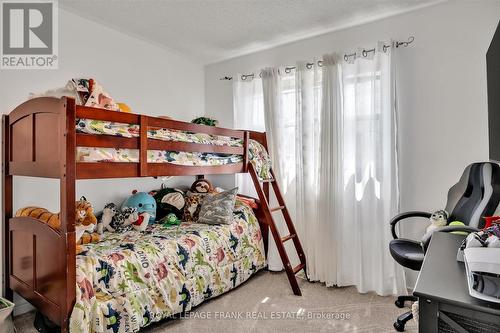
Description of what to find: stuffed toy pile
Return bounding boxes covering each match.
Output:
[463,224,500,249]
[16,180,255,251]
[29,78,132,113]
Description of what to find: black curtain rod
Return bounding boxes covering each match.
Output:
[220,36,414,81]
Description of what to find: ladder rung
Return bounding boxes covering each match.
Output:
[260,178,275,183]
[281,234,296,242]
[270,206,285,212]
[293,263,305,274]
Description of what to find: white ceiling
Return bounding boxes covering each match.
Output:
[61,0,442,64]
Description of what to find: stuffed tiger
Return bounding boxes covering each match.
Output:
[15,197,99,249]
[16,197,97,229]
[15,207,60,229]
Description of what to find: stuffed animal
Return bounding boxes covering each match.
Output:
[183,194,204,222]
[77,232,100,246]
[483,216,500,229]
[15,207,61,230]
[161,213,181,227]
[97,203,118,234]
[117,102,132,113]
[191,179,214,194]
[132,212,151,232]
[74,197,100,254]
[466,224,500,249]
[153,187,185,220]
[110,207,139,232]
[191,116,218,127]
[122,190,156,224]
[15,196,98,245]
[426,210,449,234]
[182,179,216,222]
[486,235,500,248]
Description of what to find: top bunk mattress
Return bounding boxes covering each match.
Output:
[76,119,272,179]
[76,118,243,147]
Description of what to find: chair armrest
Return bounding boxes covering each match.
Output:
[390,211,432,239]
[421,225,479,252]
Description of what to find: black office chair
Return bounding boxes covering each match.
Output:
[389,162,500,332]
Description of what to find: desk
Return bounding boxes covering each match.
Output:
[414,232,500,332]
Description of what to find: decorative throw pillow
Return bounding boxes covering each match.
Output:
[197,187,238,225]
[183,191,206,222]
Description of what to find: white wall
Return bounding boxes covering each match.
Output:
[205,0,500,287]
[0,8,205,311]
[1,8,206,210]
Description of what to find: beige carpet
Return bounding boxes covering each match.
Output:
[14,270,416,333]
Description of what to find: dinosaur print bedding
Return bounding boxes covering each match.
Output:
[76,118,243,147]
[76,147,243,166]
[75,124,273,179]
[70,200,266,333]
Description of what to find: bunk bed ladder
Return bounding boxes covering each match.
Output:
[248,163,306,296]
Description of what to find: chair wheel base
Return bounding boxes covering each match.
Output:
[393,321,405,332]
[395,299,405,308]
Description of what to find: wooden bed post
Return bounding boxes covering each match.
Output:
[242,131,249,173]
[2,114,13,301]
[139,115,148,177]
[59,97,76,332]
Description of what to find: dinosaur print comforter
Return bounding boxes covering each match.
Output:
[70,201,266,333]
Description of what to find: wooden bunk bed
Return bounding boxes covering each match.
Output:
[2,96,306,332]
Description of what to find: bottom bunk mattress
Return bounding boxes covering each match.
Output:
[75,139,272,180]
[70,201,266,333]
[76,147,242,166]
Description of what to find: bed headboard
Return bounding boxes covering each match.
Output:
[4,97,265,179]
[6,97,71,178]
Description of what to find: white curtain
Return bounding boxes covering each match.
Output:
[294,60,324,280]
[233,44,405,295]
[261,68,295,271]
[312,54,343,286]
[333,47,405,295]
[233,75,264,197]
